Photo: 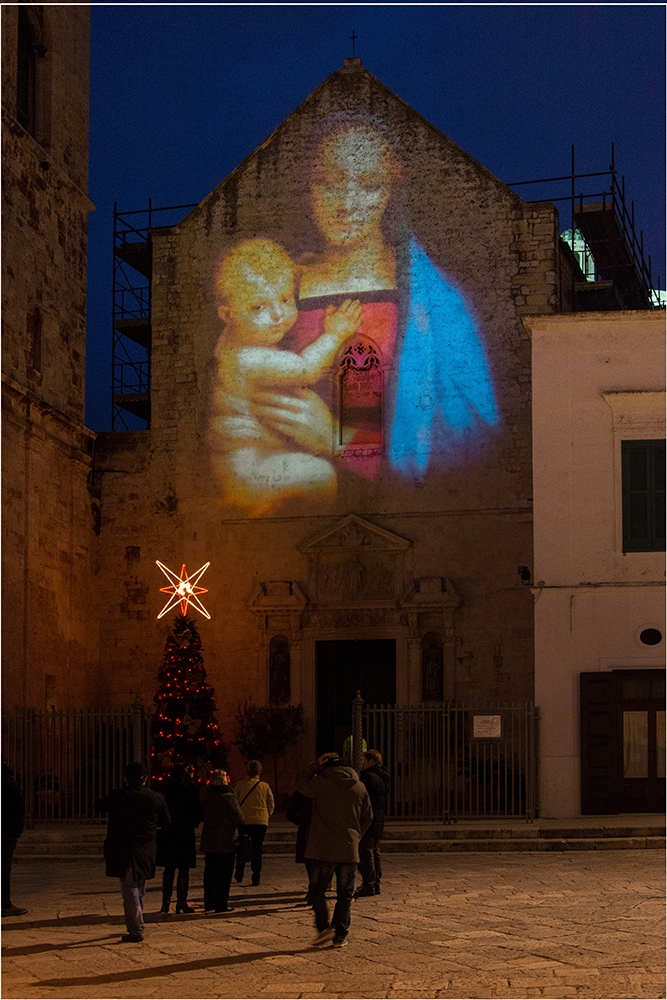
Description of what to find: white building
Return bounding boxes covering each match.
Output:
[526,309,665,817]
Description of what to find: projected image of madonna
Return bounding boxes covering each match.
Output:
[209,113,499,514]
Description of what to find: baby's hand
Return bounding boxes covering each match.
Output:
[324,298,362,339]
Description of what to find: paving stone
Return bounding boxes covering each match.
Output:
[2,852,664,999]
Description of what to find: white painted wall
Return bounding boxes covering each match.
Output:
[525,310,665,817]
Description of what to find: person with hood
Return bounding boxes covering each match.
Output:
[201,769,244,913]
[296,751,373,948]
[355,749,391,898]
[156,763,202,913]
[98,761,170,943]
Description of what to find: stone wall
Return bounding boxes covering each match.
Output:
[1,6,98,709]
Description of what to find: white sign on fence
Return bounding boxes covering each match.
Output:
[473,714,502,738]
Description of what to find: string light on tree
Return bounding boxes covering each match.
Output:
[156,560,211,619]
[152,614,228,785]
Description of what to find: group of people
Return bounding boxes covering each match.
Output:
[98,749,390,948]
[99,759,274,941]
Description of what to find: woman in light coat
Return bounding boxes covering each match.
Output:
[234,760,274,885]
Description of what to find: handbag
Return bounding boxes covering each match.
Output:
[235,829,253,864]
[235,780,261,864]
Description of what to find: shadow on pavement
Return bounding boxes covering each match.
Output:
[35,946,321,988]
[1,901,309,932]
[2,934,119,957]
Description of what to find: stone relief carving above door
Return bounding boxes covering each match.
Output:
[299,514,411,607]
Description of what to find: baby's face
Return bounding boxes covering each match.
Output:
[221,267,297,345]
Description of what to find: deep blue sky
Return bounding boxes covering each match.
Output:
[86,4,666,431]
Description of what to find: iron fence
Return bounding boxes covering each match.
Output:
[1,701,151,826]
[353,696,539,822]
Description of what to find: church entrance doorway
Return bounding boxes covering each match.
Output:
[316,639,396,757]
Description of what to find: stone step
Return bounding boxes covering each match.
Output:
[15,819,665,858]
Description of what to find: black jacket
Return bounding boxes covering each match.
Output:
[156,778,202,869]
[99,784,170,880]
[2,765,25,840]
[200,785,244,854]
[359,764,390,837]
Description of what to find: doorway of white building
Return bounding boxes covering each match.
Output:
[316,639,396,757]
[581,669,666,813]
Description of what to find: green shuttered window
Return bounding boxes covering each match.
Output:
[622,439,665,552]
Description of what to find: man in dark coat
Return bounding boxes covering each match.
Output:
[156,764,202,913]
[98,761,170,942]
[355,749,391,898]
[200,769,245,913]
[296,752,372,948]
[2,761,27,917]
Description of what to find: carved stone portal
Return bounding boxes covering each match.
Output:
[298,513,411,607]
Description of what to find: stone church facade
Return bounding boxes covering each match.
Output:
[8,14,658,807]
[92,57,571,765]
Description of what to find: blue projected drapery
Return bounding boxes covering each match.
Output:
[389,238,498,476]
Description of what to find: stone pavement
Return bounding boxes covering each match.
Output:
[2,852,664,1000]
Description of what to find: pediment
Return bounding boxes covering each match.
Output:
[248,580,308,611]
[401,577,461,610]
[298,514,411,554]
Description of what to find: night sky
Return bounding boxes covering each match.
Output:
[86,4,665,431]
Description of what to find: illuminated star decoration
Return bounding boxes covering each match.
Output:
[156,560,211,620]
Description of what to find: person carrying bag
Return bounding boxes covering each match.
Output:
[234,760,274,886]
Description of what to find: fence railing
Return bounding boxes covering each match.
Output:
[352,696,539,822]
[1,701,150,827]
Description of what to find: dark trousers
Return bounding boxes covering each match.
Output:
[204,852,235,911]
[162,866,190,903]
[308,860,356,940]
[120,869,145,936]
[358,832,383,889]
[235,824,266,878]
[2,837,17,910]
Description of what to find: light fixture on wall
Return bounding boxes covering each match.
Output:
[156,560,211,620]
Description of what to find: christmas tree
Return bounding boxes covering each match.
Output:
[152,614,227,786]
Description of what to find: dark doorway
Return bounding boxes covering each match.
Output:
[581,668,665,814]
[316,639,396,756]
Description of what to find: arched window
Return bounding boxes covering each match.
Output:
[16,8,34,130]
[269,635,290,704]
[337,339,383,455]
[27,306,42,372]
[421,631,444,702]
[16,8,47,138]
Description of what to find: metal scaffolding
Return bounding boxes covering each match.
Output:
[112,200,195,431]
[508,144,663,312]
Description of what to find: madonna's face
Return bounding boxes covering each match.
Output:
[311,128,393,248]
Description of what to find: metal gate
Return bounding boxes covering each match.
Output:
[352,695,539,822]
[1,700,151,826]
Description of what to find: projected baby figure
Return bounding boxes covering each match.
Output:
[209,239,362,515]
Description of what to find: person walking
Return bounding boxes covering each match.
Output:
[201,769,244,913]
[296,752,372,948]
[355,749,391,898]
[234,760,274,886]
[285,789,314,902]
[156,764,202,913]
[98,761,170,943]
[2,761,28,917]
